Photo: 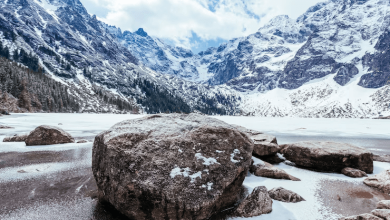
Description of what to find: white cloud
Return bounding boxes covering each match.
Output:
[80,0,325,49]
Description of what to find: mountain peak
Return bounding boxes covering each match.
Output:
[135,28,148,37]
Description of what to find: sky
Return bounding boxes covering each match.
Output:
[79,0,325,53]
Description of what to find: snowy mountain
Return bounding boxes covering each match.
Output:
[1,0,390,117]
[0,0,239,114]
[114,0,390,118]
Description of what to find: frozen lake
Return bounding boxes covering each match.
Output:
[0,113,389,220]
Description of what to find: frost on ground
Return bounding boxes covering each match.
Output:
[0,113,389,220]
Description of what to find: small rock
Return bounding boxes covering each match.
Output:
[371,209,390,220]
[281,141,373,173]
[234,126,280,157]
[0,125,14,129]
[236,186,273,218]
[77,140,88,143]
[377,200,390,209]
[364,170,390,193]
[268,187,305,203]
[25,125,75,146]
[58,123,63,125]
[3,134,28,142]
[342,167,368,178]
[339,213,383,220]
[250,159,300,181]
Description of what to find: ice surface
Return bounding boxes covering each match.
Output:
[0,114,389,220]
[213,116,390,139]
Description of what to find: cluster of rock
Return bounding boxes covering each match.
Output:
[3,125,75,146]
[90,113,377,219]
[340,200,390,220]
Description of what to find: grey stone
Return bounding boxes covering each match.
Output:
[342,167,368,178]
[281,142,373,173]
[236,186,273,218]
[25,125,75,146]
[250,160,300,181]
[364,170,390,194]
[377,200,390,209]
[268,187,305,203]
[3,134,28,142]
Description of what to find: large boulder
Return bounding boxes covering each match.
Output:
[268,187,305,203]
[364,170,390,193]
[25,125,75,146]
[342,167,368,178]
[92,114,254,220]
[250,158,300,181]
[3,134,28,142]
[377,200,390,209]
[339,213,383,220]
[235,186,273,218]
[371,209,390,219]
[280,142,373,173]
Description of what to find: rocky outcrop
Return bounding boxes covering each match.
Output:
[3,134,28,142]
[268,187,305,203]
[235,186,273,218]
[281,142,373,173]
[377,200,390,209]
[92,114,254,220]
[25,125,75,146]
[339,213,383,220]
[342,167,368,178]
[77,140,88,143]
[364,170,390,194]
[371,209,390,220]
[250,159,300,181]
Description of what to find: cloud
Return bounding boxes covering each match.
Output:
[80,0,325,50]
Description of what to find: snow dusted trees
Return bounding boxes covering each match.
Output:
[0,56,81,112]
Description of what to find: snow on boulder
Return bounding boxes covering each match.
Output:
[250,158,300,181]
[268,187,305,203]
[235,186,273,218]
[341,167,368,178]
[280,142,373,173]
[25,125,75,146]
[364,170,390,193]
[92,113,254,220]
[3,134,28,142]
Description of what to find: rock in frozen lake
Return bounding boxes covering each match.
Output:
[25,125,75,146]
[92,113,254,220]
[281,141,373,173]
[3,134,28,142]
[235,186,273,218]
[364,170,390,193]
[341,167,368,178]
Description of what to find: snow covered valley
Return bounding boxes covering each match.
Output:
[0,113,390,220]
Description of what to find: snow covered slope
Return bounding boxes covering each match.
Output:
[113,0,390,118]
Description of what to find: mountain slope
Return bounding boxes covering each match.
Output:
[0,0,240,114]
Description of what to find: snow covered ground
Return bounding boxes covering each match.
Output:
[0,113,389,220]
